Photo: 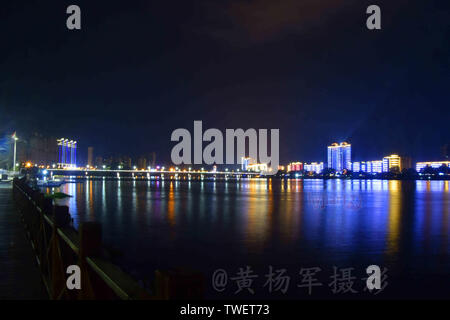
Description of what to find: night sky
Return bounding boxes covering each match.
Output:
[0,0,449,164]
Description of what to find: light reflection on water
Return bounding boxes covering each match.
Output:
[50,179,449,296]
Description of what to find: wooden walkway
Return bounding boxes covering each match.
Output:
[0,186,47,299]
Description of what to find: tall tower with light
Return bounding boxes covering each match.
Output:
[57,138,77,168]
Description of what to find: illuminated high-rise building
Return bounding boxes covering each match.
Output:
[382,154,401,172]
[327,142,351,171]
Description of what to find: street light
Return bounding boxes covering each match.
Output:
[12,133,18,172]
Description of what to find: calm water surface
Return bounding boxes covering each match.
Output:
[54,179,449,298]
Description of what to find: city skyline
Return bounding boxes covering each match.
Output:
[5,130,449,176]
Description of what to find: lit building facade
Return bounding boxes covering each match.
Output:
[416,161,450,172]
[352,160,383,173]
[87,147,94,167]
[352,156,405,174]
[304,162,324,174]
[352,161,361,173]
[57,138,77,168]
[327,142,351,172]
[247,163,268,173]
[287,162,303,172]
[241,157,252,171]
[382,154,401,172]
[369,160,383,173]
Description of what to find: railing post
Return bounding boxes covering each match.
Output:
[78,222,102,299]
[54,205,71,228]
[50,205,70,299]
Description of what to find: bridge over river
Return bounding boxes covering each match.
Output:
[47,168,262,179]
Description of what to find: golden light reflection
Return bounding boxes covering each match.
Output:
[89,180,94,217]
[386,180,401,256]
[279,180,301,244]
[167,181,175,226]
[441,181,449,254]
[245,180,270,252]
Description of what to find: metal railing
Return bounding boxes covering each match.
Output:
[12,178,204,300]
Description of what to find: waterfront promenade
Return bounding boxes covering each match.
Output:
[0,186,46,299]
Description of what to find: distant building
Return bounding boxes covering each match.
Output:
[352,160,382,173]
[137,156,147,170]
[87,147,94,167]
[95,156,103,168]
[368,160,383,173]
[327,142,351,172]
[441,144,449,160]
[120,155,132,169]
[352,161,361,173]
[401,156,412,171]
[287,162,303,172]
[304,162,324,174]
[103,156,113,168]
[352,155,410,174]
[148,152,156,168]
[241,157,252,171]
[416,161,450,172]
[25,133,58,166]
[247,163,268,173]
[382,154,402,172]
